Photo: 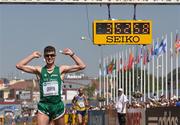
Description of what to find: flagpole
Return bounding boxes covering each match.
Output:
[129,65,131,103]
[140,46,143,101]
[162,39,164,96]
[116,52,119,102]
[99,58,102,107]
[136,46,139,92]
[156,36,168,97]
[110,55,113,101]
[122,51,124,91]
[126,49,128,96]
[152,40,155,96]
[132,47,135,93]
[144,57,146,101]
[171,32,173,98]
[119,52,122,89]
[176,48,178,98]
[129,48,131,103]
[103,57,106,106]
[106,56,109,105]
[113,54,116,102]
[147,45,152,98]
[176,30,179,98]
[157,38,159,98]
[147,51,152,98]
[165,34,168,99]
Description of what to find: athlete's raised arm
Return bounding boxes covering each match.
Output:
[16,51,41,74]
[60,48,86,74]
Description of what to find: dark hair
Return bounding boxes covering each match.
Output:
[44,46,56,54]
[78,87,83,91]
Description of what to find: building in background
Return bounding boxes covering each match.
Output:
[0,72,95,111]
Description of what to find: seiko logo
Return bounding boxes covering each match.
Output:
[106,36,140,43]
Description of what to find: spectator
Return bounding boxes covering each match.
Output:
[115,88,128,125]
[176,98,180,107]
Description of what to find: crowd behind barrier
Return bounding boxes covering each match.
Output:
[128,94,180,108]
[1,95,180,125]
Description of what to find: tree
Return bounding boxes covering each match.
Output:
[84,80,96,100]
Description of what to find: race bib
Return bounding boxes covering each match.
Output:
[43,81,59,96]
[78,101,85,108]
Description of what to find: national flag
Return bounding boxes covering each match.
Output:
[158,37,167,56]
[99,59,102,77]
[153,42,159,56]
[175,32,180,53]
[143,48,147,65]
[107,58,115,74]
[147,45,153,62]
[123,63,127,72]
[123,54,127,72]
[134,46,143,65]
[128,52,134,70]
[140,45,143,58]
[134,47,138,64]
[118,57,123,71]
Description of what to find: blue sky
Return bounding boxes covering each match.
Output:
[0,4,180,79]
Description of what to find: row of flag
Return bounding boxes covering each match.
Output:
[103,32,180,75]
[99,31,180,105]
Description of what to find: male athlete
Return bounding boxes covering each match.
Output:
[16,46,86,125]
[72,87,88,125]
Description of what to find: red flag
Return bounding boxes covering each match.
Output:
[123,64,127,72]
[147,45,153,62]
[128,52,134,70]
[134,47,142,65]
[143,49,147,65]
[107,58,115,74]
[118,58,122,71]
[175,33,180,54]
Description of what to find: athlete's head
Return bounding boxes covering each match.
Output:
[44,46,56,55]
[44,46,56,64]
[78,87,84,95]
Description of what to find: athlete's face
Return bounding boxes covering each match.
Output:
[44,51,56,65]
[79,89,83,95]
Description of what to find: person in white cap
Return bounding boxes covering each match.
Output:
[115,88,128,125]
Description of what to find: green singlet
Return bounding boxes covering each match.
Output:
[38,65,65,120]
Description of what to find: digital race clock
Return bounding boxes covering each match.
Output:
[93,20,152,45]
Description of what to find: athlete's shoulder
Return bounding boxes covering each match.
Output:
[72,94,78,101]
[34,65,42,73]
[83,95,87,100]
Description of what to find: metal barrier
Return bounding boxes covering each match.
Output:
[105,109,118,125]
[126,108,145,125]
[88,108,118,125]
[1,107,179,125]
[88,110,105,125]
